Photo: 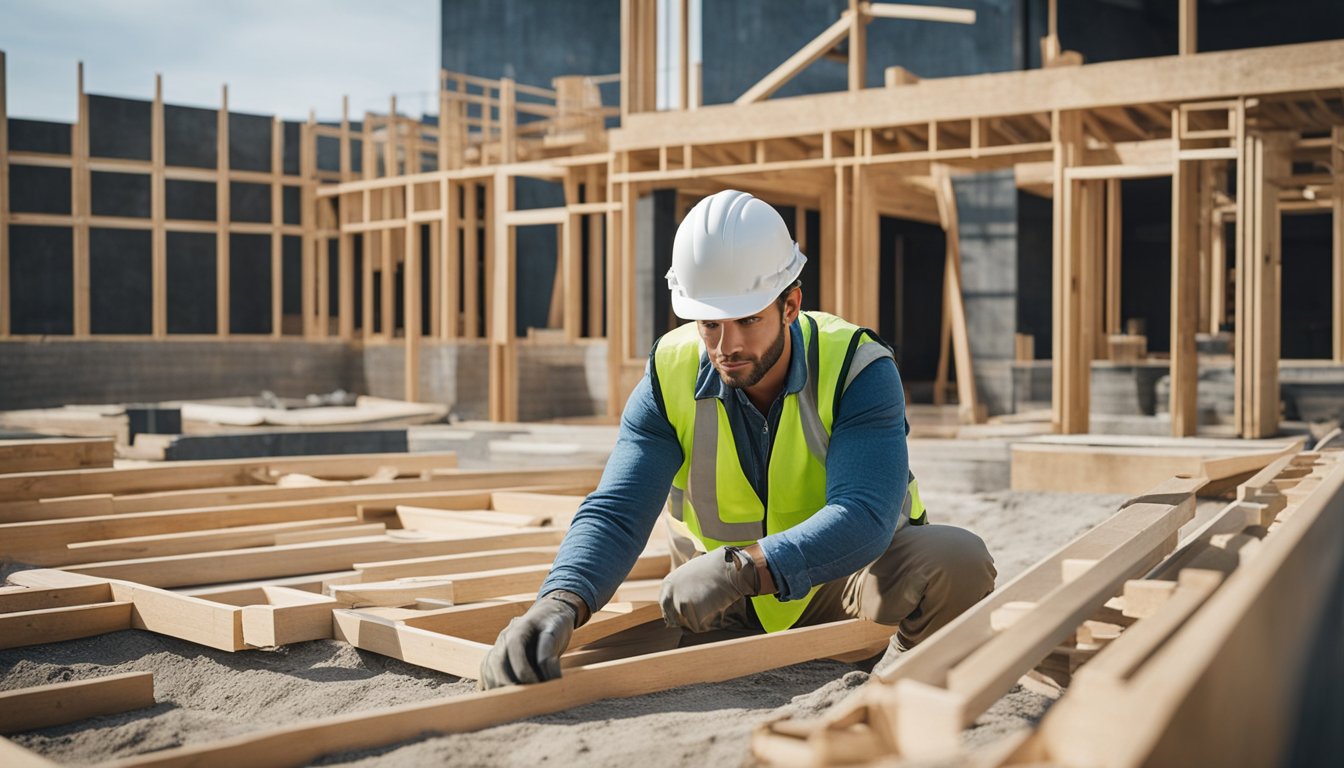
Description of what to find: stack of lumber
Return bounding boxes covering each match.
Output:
[0,441,903,766]
[752,446,1344,767]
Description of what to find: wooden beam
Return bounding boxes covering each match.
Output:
[861,3,975,24]
[1105,179,1122,336]
[1334,126,1343,362]
[111,618,897,768]
[217,85,230,336]
[931,167,981,423]
[1052,111,1088,433]
[0,50,8,338]
[0,438,115,473]
[0,601,132,650]
[73,62,90,337]
[736,13,853,105]
[848,2,866,92]
[404,184,420,401]
[0,672,155,734]
[0,582,112,614]
[1179,0,1197,56]
[613,40,1344,151]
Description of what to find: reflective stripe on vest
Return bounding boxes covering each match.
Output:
[654,311,917,633]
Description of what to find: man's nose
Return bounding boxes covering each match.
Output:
[715,324,743,356]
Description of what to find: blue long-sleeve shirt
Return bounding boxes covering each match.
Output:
[540,319,909,611]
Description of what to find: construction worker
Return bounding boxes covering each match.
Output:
[480,189,996,688]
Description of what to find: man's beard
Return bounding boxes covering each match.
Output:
[715,322,786,389]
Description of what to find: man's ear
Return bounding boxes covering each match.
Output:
[783,287,802,325]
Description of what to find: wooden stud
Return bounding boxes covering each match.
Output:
[0,437,115,473]
[0,672,155,734]
[463,181,479,338]
[404,183,420,401]
[151,74,166,337]
[217,84,230,336]
[73,62,90,337]
[0,601,133,650]
[1052,110,1088,433]
[1171,152,1200,436]
[1105,178,1122,337]
[270,117,283,337]
[1333,126,1343,362]
[1179,0,1197,56]
[848,1,866,92]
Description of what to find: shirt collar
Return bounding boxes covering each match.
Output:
[693,319,807,402]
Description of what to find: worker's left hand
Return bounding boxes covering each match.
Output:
[659,546,761,633]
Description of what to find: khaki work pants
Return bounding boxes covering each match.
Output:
[667,519,997,651]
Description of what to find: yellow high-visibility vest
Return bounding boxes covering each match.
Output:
[652,311,924,632]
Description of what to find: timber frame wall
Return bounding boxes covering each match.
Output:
[3,1,1343,433]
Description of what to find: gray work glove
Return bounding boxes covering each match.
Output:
[478,591,586,689]
[659,546,761,633]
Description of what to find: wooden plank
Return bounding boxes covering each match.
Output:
[1170,154,1200,436]
[73,63,89,337]
[0,672,155,734]
[0,583,112,614]
[151,75,167,338]
[65,517,364,562]
[1333,126,1343,362]
[0,602,133,649]
[347,546,561,583]
[64,531,570,588]
[0,465,599,522]
[1010,442,1288,495]
[0,737,61,767]
[109,581,245,651]
[0,485,587,562]
[0,439,115,474]
[112,617,898,768]
[0,452,459,504]
[217,85,230,336]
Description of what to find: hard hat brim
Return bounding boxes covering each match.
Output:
[670,288,779,321]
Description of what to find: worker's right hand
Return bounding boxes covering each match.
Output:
[478,591,586,689]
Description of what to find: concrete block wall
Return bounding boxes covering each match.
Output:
[516,341,608,421]
[0,340,350,410]
[355,342,491,420]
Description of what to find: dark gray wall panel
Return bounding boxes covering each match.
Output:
[164,104,218,168]
[1281,213,1332,360]
[441,0,621,83]
[89,228,152,335]
[8,226,74,335]
[229,112,272,172]
[91,171,151,218]
[167,231,217,334]
[282,235,302,318]
[1016,190,1052,359]
[9,165,71,214]
[229,233,272,334]
[230,182,271,223]
[282,121,302,175]
[282,186,301,225]
[87,95,151,160]
[8,119,72,155]
[165,179,217,221]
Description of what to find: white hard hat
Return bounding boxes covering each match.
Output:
[665,190,806,320]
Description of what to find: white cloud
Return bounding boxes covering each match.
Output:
[0,0,439,122]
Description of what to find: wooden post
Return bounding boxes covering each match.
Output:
[586,165,604,338]
[1333,126,1343,362]
[1105,178,1122,337]
[301,111,317,338]
[404,184,420,402]
[1171,155,1200,437]
[0,51,7,338]
[216,84,230,336]
[1082,180,1105,361]
[1052,110,1088,434]
[270,118,283,337]
[464,181,479,338]
[488,172,517,422]
[848,0,866,92]
[679,0,691,110]
[500,78,515,164]
[151,74,166,338]
[1235,125,1289,439]
[1179,0,1197,56]
[933,167,982,424]
[442,177,459,339]
[562,172,582,341]
[339,96,351,182]
[74,63,90,337]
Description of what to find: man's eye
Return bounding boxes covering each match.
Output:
[703,322,719,331]
[741,317,759,325]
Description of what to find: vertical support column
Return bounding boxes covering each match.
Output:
[216,84,230,336]
[442,177,459,339]
[848,0,866,91]
[270,118,283,337]
[1235,128,1289,438]
[339,96,351,182]
[499,78,515,164]
[586,165,605,338]
[1196,162,1213,335]
[818,179,837,315]
[404,184,420,402]
[463,181,479,338]
[678,0,691,110]
[301,111,316,338]
[1333,125,1343,363]
[620,0,657,117]
[1105,178,1122,337]
[830,164,851,318]
[853,165,879,329]
[1179,0,1197,56]
[488,172,517,422]
[562,171,582,341]
[0,51,8,338]
[73,63,90,337]
[932,167,982,424]
[1171,156,1201,437]
[437,70,451,172]
[150,75,166,338]
[1081,180,1105,361]
[604,168,626,418]
[1052,110,1088,433]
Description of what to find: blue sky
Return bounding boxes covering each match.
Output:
[0,0,440,122]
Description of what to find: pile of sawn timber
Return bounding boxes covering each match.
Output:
[1,437,1340,767]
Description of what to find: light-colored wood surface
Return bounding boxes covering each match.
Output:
[0,671,155,734]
